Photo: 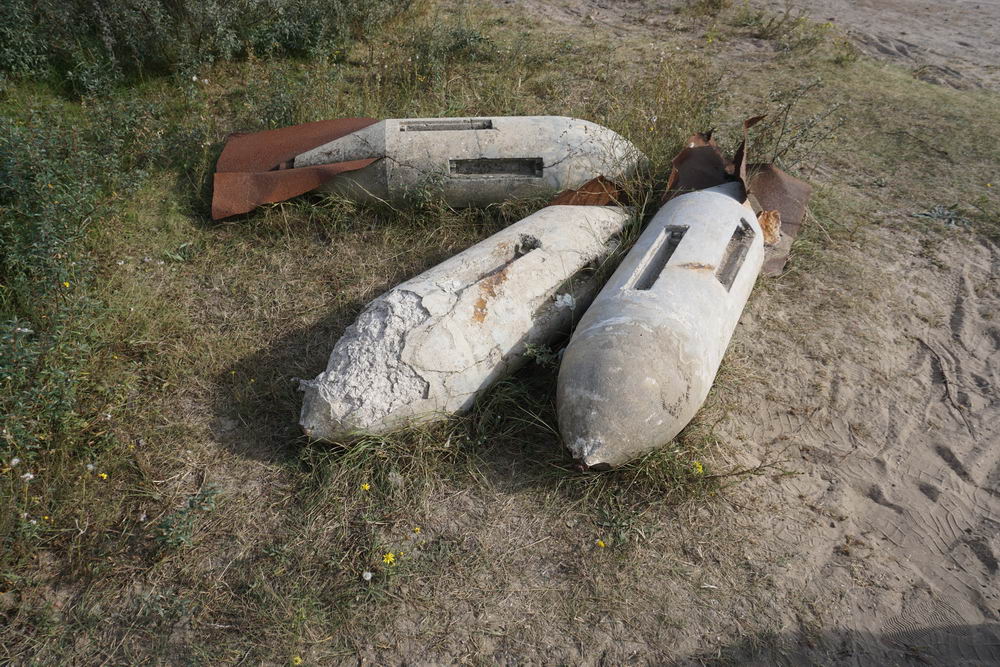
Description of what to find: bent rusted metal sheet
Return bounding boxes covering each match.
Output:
[663,116,811,275]
[212,118,379,220]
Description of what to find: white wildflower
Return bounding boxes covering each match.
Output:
[192,75,198,82]
[86,463,95,471]
[9,457,20,467]
[362,571,373,582]
[21,472,34,482]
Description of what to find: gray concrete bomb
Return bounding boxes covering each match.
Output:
[556,184,763,469]
[300,204,632,441]
[295,116,643,206]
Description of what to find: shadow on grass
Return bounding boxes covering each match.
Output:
[213,296,714,517]
[204,188,707,518]
[210,290,368,465]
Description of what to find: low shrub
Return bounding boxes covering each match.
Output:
[0,0,411,94]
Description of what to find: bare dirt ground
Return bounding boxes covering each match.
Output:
[758,0,1000,89]
[502,0,1000,89]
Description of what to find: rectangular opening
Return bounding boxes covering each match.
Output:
[448,157,544,178]
[629,225,688,291]
[400,118,494,132]
[716,217,755,291]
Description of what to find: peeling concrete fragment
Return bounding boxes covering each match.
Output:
[758,209,782,246]
[300,205,632,441]
[297,117,644,207]
[299,290,430,436]
[557,184,763,468]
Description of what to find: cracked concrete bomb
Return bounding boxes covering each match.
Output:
[556,183,763,469]
[299,204,632,441]
[293,116,643,206]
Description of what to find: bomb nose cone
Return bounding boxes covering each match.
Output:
[557,321,702,469]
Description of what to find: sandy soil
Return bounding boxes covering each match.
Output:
[500,0,1000,89]
[717,227,1000,664]
[758,0,1000,89]
[479,1,1000,663]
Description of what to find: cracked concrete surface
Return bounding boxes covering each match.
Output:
[300,117,644,206]
[300,204,632,440]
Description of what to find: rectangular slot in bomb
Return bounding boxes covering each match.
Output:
[449,157,544,178]
[630,225,688,291]
[400,119,494,131]
[716,217,755,291]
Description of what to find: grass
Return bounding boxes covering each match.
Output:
[1,0,999,662]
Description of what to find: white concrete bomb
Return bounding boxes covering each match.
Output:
[300,204,632,441]
[294,117,642,206]
[556,183,763,469]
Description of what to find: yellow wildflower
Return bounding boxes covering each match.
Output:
[596,539,606,548]
[291,657,303,666]
[62,281,70,288]
[413,526,421,534]
[360,483,370,491]
[383,552,396,565]
[692,460,704,475]
[98,472,108,480]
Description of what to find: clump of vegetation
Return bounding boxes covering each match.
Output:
[0,4,732,658]
[683,0,733,17]
[157,485,220,548]
[732,0,832,53]
[0,0,410,94]
[731,79,844,170]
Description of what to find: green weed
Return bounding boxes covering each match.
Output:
[156,485,221,548]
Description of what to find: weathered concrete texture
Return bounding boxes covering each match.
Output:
[295,117,643,206]
[556,183,763,468]
[300,204,632,441]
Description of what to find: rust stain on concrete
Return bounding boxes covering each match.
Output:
[678,262,716,271]
[472,266,510,323]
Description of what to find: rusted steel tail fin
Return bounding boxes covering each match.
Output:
[548,176,626,206]
[662,131,733,202]
[211,117,380,220]
[663,116,812,275]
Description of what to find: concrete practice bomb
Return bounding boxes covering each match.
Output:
[557,183,763,468]
[300,204,633,441]
[295,116,643,206]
